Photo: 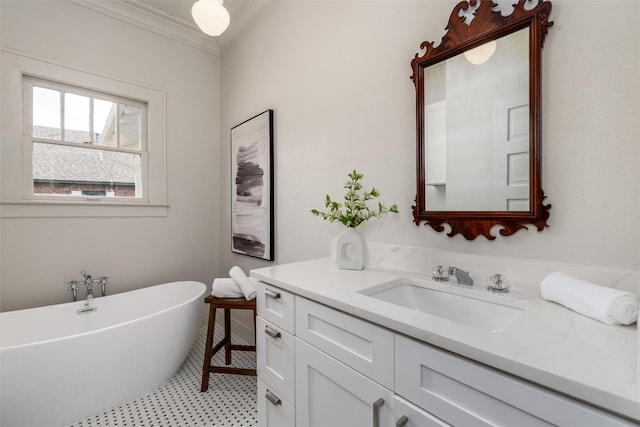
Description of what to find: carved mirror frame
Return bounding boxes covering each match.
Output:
[411,0,553,240]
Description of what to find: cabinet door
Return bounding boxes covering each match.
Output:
[392,395,451,427]
[256,316,295,404]
[295,338,394,427]
[258,379,295,427]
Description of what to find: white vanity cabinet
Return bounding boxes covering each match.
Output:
[256,282,296,426]
[255,280,636,427]
[395,335,635,427]
[293,297,448,427]
[294,344,451,427]
[294,297,396,427]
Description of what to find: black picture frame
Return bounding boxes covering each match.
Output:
[230,109,274,260]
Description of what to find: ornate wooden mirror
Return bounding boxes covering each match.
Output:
[411,0,553,240]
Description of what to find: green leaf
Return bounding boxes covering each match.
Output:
[311,170,399,228]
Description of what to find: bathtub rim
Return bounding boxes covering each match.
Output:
[0,280,207,351]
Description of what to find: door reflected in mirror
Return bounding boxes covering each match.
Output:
[424,28,530,212]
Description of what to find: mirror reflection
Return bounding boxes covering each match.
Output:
[424,28,530,212]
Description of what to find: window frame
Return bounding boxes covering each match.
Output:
[0,49,167,217]
[24,75,149,203]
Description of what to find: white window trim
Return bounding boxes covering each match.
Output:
[0,48,168,217]
[23,76,149,203]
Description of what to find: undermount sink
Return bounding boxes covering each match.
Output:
[359,278,529,332]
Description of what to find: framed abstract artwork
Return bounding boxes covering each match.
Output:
[230,109,274,260]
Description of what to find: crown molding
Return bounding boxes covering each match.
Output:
[68,0,221,56]
[215,1,278,55]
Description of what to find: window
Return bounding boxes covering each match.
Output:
[25,76,147,201]
[0,50,167,217]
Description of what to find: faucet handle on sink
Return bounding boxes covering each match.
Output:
[487,274,510,293]
[432,265,449,282]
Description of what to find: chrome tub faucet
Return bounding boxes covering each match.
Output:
[81,271,94,300]
[98,276,109,297]
[68,280,80,301]
[67,271,109,301]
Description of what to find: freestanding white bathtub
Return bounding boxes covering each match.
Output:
[0,281,206,427]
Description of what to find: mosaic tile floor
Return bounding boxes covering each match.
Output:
[68,324,257,427]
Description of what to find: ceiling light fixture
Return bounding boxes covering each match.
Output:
[463,40,497,65]
[192,0,230,37]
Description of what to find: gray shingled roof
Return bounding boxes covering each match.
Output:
[33,128,137,184]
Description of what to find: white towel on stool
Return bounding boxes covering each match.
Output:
[211,278,243,298]
[540,272,639,325]
[229,266,256,300]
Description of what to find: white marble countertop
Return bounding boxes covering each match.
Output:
[251,257,640,422]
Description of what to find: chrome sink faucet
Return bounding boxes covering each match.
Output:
[448,266,474,286]
[431,265,473,285]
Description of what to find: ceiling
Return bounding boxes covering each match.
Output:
[73,0,276,55]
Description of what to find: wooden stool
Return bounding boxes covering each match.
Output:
[201,295,257,392]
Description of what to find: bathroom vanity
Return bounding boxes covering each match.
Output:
[251,246,639,426]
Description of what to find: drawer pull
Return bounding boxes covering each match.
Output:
[265,389,282,406]
[264,325,282,339]
[396,415,409,427]
[372,398,384,427]
[265,288,281,299]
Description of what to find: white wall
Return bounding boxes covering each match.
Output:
[0,1,221,311]
[219,1,640,276]
[2,0,638,314]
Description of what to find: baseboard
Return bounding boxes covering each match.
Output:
[208,308,255,345]
[230,315,255,345]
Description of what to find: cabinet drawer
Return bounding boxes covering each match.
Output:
[256,282,295,334]
[257,379,295,427]
[295,296,394,390]
[256,316,295,404]
[392,395,451,427]
[395,335,634,427]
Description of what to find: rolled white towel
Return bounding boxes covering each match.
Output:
[211,278,243,298]
[229,266,257,300]
[540,272,639,325]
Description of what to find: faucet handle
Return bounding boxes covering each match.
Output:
[487,274,510,293]
[432,265,449,282]
[68,280,79,290]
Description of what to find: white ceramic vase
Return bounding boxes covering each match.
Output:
[336,227,365,270]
